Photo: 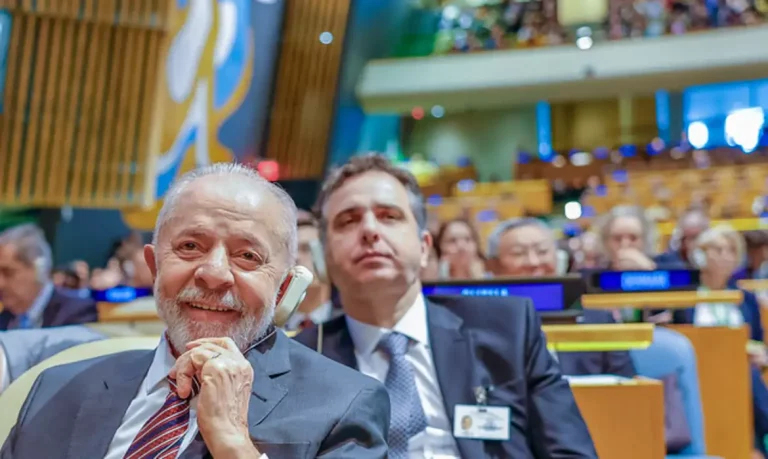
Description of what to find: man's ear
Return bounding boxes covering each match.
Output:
[420,230,433,269]
[143,244,157,280]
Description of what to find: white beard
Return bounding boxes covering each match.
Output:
[155,279,276,353]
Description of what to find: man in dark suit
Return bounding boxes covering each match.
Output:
[2,164,389,459]
[485,218,636,378]
[0,224,97,330]
[296,154,596,458]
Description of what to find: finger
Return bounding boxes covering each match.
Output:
[172,347,221,398]
[187,337,240,354]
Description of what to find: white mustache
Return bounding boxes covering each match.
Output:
[175,287,245,311]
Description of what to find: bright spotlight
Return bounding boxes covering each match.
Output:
[576,36,593,50]
[565,201,582,220]
[687,121,709,149]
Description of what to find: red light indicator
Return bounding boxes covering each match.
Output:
[257,160,280,182]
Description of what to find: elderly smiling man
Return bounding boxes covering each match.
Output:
[2,164,390,459]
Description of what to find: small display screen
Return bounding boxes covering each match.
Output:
[422,282,565,312]
[594,270,698,293]
[91,286,152,303]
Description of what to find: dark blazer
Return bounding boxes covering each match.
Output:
[1,330,390,459]
[557,309,637,378]
[0,289,98,331]
[295,295,598,459]
[673,285,764,342]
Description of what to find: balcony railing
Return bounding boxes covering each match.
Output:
[394,0,766,58]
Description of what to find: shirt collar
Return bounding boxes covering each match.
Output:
[26,282,54,325]
[286,301,333,330]
[143,334,177,393]
[346,293,429,357]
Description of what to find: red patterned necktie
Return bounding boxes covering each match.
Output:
[123,376,201,459]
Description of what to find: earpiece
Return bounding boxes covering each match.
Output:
[273,265,314,327]
[308,239,329,284]
[692,248,707,269]
[556,250,569,275]
[34,257,48,283]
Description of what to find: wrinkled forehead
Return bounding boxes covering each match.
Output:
[501,225,555,249]
[323,171,411,218]
[160,178,281,241]
[609,216,643,235]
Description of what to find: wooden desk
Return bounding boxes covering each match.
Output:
[667,325,753,459]
[582,290,743,309]
[544,323,654,352]
[571,378,665,459]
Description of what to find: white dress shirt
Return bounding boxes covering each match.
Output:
[284,301,333,331]
[693,302,744,328]
[346,294,461,459]
[104,335,200,459]
[104,336,268,459]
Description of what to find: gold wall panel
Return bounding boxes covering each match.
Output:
[0,0,171,208]
[265,0,351,180]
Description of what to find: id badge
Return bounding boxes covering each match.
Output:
[453,404,511,441]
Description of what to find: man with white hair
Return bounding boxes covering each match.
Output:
[0,224,97,330]
[486,218,637,378]
[2,164,390,458]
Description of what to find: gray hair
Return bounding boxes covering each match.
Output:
[695,224,745,265]
[154,163,298,266]
[595,205,657,256]
[313,153,427,241]
[0,224,52,283]
[486,218,553,259]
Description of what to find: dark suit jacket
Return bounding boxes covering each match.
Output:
[557,309,637,378]
[0,289,98,331]
[295,295,598,459]
[1,331,390,459]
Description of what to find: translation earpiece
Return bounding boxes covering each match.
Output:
[692,249,707,269]
[273,265,314,327]
[309,239,329,284]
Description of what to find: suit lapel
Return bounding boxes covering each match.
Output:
[319,318,358,370]
[246,330,291,426]
[41,291,60,327]
[426,300,485,459]
[67,351,154,459]
[0,310,12,330]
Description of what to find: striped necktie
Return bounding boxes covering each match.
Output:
[123,377,201,459]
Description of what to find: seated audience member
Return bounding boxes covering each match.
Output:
[672,224,768,456]
[283,211,337,331]
[0,325,106,393]
[674,225,762,336]
[0,225,97,330]
[434,218,486,279]
[2,164,390,458]
[598,205,658,271]
[595,205,670,323]
[573,232,604,271]
[485,218,636,378]
[296,154,597,458]
[655,208,710,268]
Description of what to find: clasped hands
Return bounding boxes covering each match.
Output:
[169,337,262,458]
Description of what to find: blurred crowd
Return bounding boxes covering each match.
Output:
[429,0,766,54]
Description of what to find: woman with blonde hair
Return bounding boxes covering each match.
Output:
[673,225,768,457]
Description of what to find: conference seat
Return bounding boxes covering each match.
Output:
[0,336,159,445]
[631,328,720,459]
